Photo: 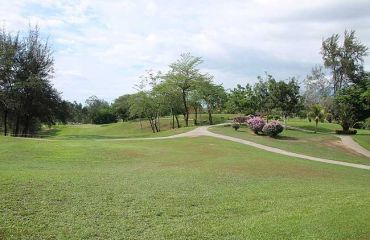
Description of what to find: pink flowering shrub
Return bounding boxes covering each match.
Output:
[262,121,284,137]
[247,116,265,134]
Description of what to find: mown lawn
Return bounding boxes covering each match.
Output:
[40,114,235,140]
[210,124,370,166]
[287,118,370,150]
[1,136,370,239]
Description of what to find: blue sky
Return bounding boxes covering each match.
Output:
[1,0,369,103]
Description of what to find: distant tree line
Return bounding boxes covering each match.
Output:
[1,27,369,136]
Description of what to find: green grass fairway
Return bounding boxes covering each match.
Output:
[1,136,370,239]
[210,125,370,166]
[40,114,236,139]
[42,121,195,139]
[352,134,370,151]
[287,119,370,150]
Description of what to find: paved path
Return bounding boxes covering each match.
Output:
[337,135,370,158]
[15,124,370,170]
[100,124,370,170]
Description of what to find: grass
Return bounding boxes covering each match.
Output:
[287,118,370,151]
[1,135,370,239]
[40,114,236,140]
[210,124,370,165]
[353,134,370,151]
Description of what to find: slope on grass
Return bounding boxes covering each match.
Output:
[1,136,370,239]
[40,114,236,139]
[288,119,370,151]
[210,125,370,166]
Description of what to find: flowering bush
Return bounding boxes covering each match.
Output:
[247,116,265,134]
[262,121,284,137]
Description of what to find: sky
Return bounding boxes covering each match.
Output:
[1,0,369,103]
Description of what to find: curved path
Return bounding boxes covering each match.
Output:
[287,126,370,158]
[18,124,370,170]
[100,125,370,171]
[337,135,370,158]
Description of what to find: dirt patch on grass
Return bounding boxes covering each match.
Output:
[324,140,363,157]
[224,162,330,178]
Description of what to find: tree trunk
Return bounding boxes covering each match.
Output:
[3,109,8,136]
[208,109,213,125]
[315,119,318,133]
[194,107,198,125]
[175,115,180,128]
[23,116,30,137]
[284,115,288,129]
[172,110,175,129]
[181,90,189,127]
[156,114,160,132]
[14,114,20,137]
[139,118,143,129]
[148,118,155,133]
[341,121,350,133]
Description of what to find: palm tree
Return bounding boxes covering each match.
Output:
[308,104,325,133]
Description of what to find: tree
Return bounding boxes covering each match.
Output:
[85,96,116,124]
[153,80,184,128]
[112,94,131,122]
[307,104,325,133]
[254,75,275,119]
[197,79,227,125]
[334,74,370,133]
[225,84,256,115]
[268,77,302,127]
[163,53,209,127]
[12,26,65,136]
[303,65,331,106]
[128,91,160,133]
[0,28,19,135]
[321,30,368,93]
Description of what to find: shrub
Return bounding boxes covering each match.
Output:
[335,129,357,135]
[233,115,253,124]
[232,123,240,131]
[247,116,265,134]
[262,121,284,137]
[326,113,333,123]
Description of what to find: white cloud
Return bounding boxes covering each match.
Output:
[0,0,369,102]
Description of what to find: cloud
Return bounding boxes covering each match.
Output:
[0,0,369,102]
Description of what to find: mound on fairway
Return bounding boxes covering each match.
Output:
[1,135,370,239]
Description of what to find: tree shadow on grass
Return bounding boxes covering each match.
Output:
[272,135,299,141]
[39,128,61,138]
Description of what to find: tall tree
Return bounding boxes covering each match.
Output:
[197,79,227,125]
[334,73,370,133]
[269,77,302,127]
[321,30,368,93]
[112,94,131,122]
[0,28,19,135]
[163,53,209,127]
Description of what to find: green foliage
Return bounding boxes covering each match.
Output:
[334,77,370,133]
[307,104,325,133]
[226,84,256,114]
[112,94,131,121]
[0,26,65,136]
[322,30,368,93]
